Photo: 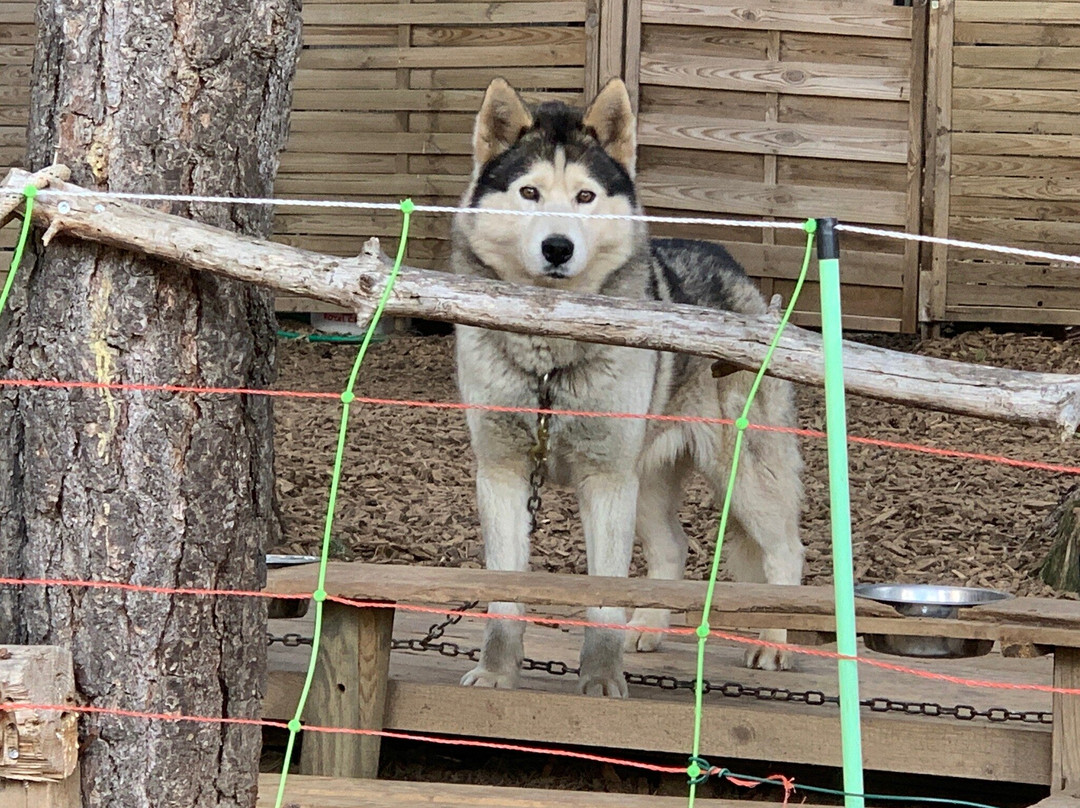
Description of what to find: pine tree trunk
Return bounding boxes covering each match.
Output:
[1041,484,1080,593]
[0,2,301,806]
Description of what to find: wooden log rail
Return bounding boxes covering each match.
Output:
[265,563,1080,793]
[2,167,1080,435]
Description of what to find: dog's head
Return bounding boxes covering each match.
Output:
[458,78,642,291]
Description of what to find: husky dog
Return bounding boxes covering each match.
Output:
[451,78,804,698]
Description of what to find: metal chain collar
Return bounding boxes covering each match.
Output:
[267,626,1051,725]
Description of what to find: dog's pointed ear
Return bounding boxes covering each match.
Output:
[473,78,533,168]
[583,79,636,177]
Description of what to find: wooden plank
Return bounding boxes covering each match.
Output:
[382,681,1050,784]
[942,304,1080,325]
[950,154,1080,178]
[954,66,1080,90]
[955,45,1080,70]
[637,113,909,163]
[624,0,642,110]
[298,43,586,70]
[598,0,625,86]
[638,52,910,100]
[636,171,908,225]
[953,88,1080,114]
[952,109,1080,136]
[281,131,471,155]
[955,1,1080,25]
[0,6,35,25]
[0,771,81,808]
[0,646,78,782]
[947,283,1080,311]
[902,0,929,332]
[1053,648,1080,793]
[955,21,1080,47]
[949,133,1080,160]
[265,563,1080,646]
[408,66,583,89]
[258,774,819,808]
[640,0,911,39]
[780,31,912,66]
[410,25,587,49]
[301,2,586,26]
[948,262,1080,291]
[642,24,769,60]
[950,195,1080,220]
[584,0,600,98]
[949,216,1080,246]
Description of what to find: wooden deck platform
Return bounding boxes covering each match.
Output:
[263,563,1080,791]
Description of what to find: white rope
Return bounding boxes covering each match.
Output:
[11,186,1080,265]
[837,223,1080,266]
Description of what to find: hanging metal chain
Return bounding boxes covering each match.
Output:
[388,601,480,655]
[266,632,313,648]
[526,371,554,533]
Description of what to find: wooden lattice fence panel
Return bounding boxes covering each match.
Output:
[626,0,926,332]
[271,0,596,311]
[928,0,1080,326]
[0,3,33,263]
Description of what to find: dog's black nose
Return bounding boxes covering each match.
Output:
[541,235,574,267]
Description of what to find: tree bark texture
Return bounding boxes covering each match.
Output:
[0,2,301,807]
[1041,484,1080,593]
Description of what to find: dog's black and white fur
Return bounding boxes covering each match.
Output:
[451,78,804,697]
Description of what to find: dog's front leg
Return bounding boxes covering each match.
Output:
[576,471,638,698]
[461,462,532,689]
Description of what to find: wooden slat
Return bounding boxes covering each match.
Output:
[942,304,1080,325]
[955,1,1080,24]
[301,1,585,25]
[640,0,911,39]
[948,262,1080,291]
[639,52,910,100]
[954,66,1080,90]
[637,112,908,163]
[298,43,585,70]
[947,282,1080,311]
[954,44,1080,70]
[954,88,1080,114]
[408,66,583,89]
[410,25,587,48]
[955,21,1080,47]
[259,775,826,808]
[950,153,1080,178]
[266,563,1080,646]
[950,195,1080,221]
[381,681,1049,784]
[952,109,1080,136]
[637,172,908,225]
[952,132,1080,158]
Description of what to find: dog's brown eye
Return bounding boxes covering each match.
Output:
[576,189,596,204]
[520,186,539,201]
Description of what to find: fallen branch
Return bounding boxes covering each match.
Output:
[2,166,1079,436]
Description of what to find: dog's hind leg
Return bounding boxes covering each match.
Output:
[725,432,804,671]
[625,454,691,653]
[461,461,532,690]
[576,471,638,698]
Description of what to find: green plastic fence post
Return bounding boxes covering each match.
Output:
[816,217,865,808]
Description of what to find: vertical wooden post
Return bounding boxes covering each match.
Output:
[300,603,394,779]
[926,0,955,326]
[0,646,80,808]
[1052,647,1080,794]
[597,0,626,87]
[623,0,643,112]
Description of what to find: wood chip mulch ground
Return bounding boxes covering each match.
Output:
[270,323,1080,600]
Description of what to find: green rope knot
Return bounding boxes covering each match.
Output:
[287,718,302,733]
[686,756,712,785]
[695,623,710,639]
[399,198,415,215]
[802,218,817,234]
[22,184,38,200]
[734,416,749,432]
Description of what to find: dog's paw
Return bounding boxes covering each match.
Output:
[743,629,795,671]
[578,672,629,698]
[624,608,669,653]
[743,645,794,671]
[461,666,520,689]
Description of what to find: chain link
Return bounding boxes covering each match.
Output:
[526,371,554,531]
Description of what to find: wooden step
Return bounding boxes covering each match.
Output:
[258,774,796,808]
[266,561,1080,647]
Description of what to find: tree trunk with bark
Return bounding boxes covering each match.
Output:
[0,2,301,807]
[1041,484,1080,593]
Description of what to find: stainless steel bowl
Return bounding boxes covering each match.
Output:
[854,583,1013,658]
